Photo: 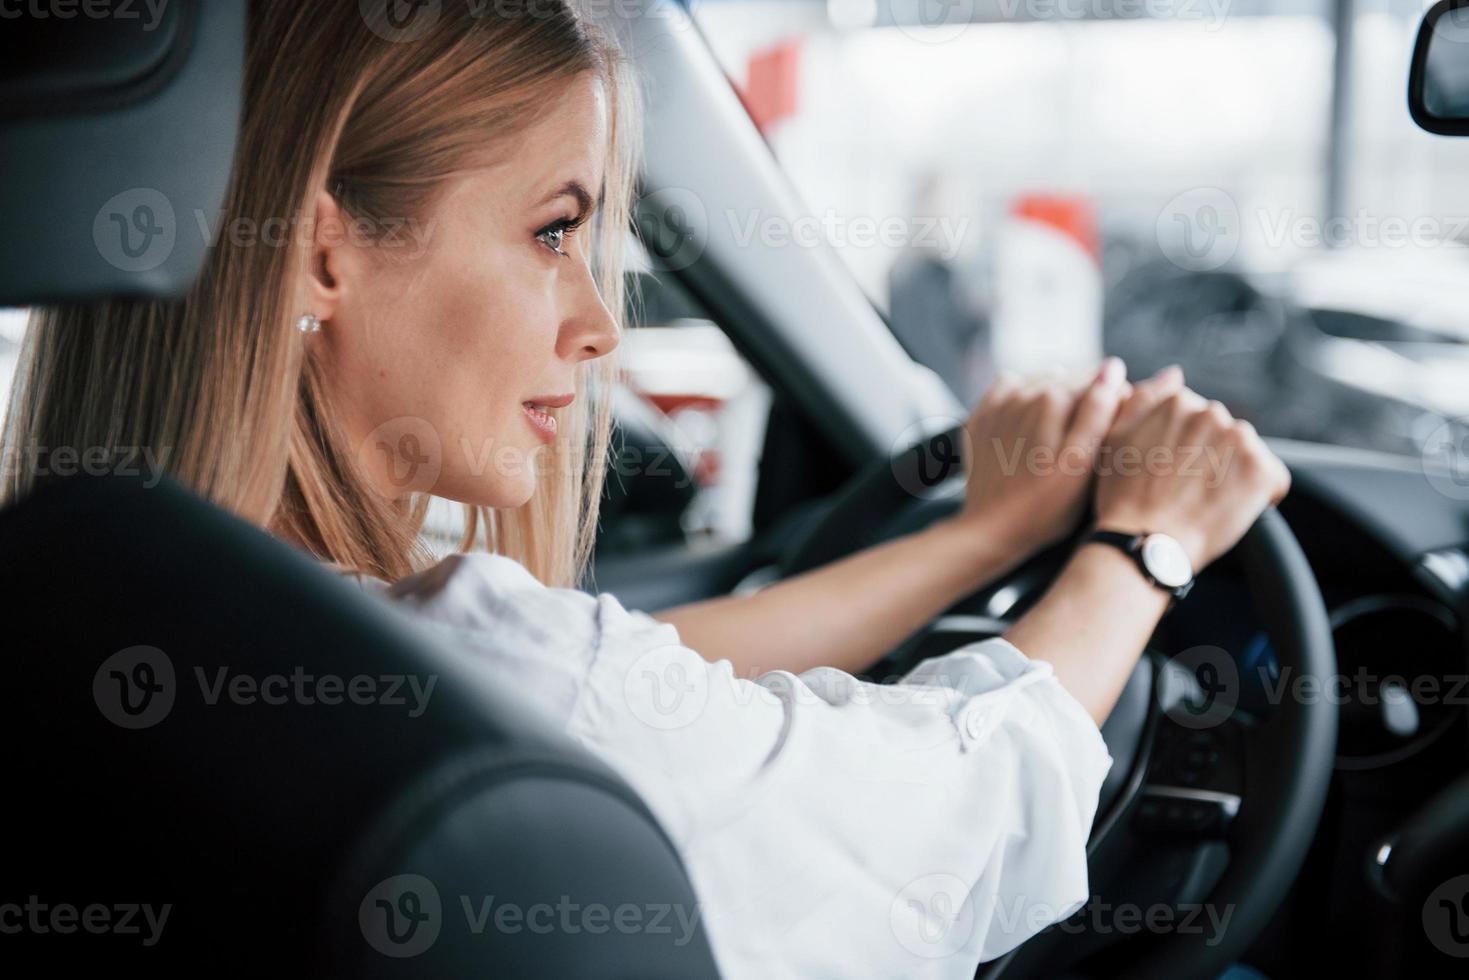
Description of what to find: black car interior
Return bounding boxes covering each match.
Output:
[6,1,1469,977]
[0,4,719,976]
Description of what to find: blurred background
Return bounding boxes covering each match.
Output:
[6,0,1469,560]
[668,0,1469,458]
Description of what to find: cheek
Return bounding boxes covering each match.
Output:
[431,254,560,400]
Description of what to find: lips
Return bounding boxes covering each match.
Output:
[521,393,573,444]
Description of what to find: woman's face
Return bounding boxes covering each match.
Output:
[307,71,618,508]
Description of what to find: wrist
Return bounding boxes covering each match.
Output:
[1071,540,1176,616]
[1092,511,1208,569]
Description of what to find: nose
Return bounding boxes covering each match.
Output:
[558,258,620,363]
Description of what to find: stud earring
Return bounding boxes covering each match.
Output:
[297,313,322,334]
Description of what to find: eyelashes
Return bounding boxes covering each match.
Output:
[535,214,589,257]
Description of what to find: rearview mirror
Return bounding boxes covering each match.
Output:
[1410,0,1469,135]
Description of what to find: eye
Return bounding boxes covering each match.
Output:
[536,218,578,257]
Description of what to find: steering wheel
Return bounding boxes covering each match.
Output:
[781,424,1337,979]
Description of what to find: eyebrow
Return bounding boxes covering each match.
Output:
[537,180,601,219]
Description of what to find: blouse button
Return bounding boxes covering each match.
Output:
[964,709,987,741]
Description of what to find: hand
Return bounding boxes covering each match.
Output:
[1094,381,1291,572]
[951,357,1128,555]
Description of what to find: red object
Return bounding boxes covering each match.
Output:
[742,38,801,134]
[645,394,722,416]
[1012,194,1101,264]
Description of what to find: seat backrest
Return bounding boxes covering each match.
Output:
[0,2,719,971]
[0,473,721,977]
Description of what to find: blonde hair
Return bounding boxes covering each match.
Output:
[1,2,640,588]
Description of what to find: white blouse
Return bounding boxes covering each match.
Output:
[356,552,1113,979]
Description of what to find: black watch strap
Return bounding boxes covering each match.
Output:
[1086,529,1196,602]
[1091,529,1143,554]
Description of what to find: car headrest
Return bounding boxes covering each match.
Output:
[0,0,244,306]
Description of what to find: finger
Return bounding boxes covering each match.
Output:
[1234,420,1291,505]
[1270,458,1292,505]
[1159,388,1209,447]
[1061,362,1099,397]
[969,372,1020,448]
[1181,398,1233,444]
[1065,356,1127,453]
[1111,364,1184,436]
[978,371,1019,410]
[1025,381,1074,448]
[1065,357,1122,428]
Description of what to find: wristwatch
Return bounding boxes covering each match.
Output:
[1087,529,1196,602]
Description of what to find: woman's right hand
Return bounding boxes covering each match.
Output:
[1094,381,1291,573]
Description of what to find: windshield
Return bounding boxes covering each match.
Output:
[688,0,1469,460]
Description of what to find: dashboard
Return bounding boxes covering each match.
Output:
[1278,440,1467,769]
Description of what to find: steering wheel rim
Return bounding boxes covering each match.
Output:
[781,424,1337,979]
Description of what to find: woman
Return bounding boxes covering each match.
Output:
[0,2,1289,976]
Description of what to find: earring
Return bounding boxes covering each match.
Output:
[297,313,322,334]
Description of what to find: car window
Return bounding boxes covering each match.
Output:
[607,235,772,550]
[0,308,24,415]
[688,0,1469,460]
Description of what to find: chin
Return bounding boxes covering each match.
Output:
[499,474,538,509]
[479,471,539,510]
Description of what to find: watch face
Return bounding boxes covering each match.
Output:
[1140,533,1193,589]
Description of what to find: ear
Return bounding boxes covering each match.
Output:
[298,188,352,323]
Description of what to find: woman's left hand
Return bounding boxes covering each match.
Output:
[948,357,1132,558]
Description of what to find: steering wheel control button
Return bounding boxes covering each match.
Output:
[1172,732,1224,786]
[1133,786,1240,838]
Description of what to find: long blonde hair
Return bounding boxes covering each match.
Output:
[0,2,640,588]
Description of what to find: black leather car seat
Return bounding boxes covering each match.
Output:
[0,4,721,976]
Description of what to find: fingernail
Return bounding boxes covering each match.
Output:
[1155,364,1183,382]
[1101,356,1125,386]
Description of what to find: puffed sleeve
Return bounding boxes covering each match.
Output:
[566,588,1114,980]
[372,554,1113,980]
